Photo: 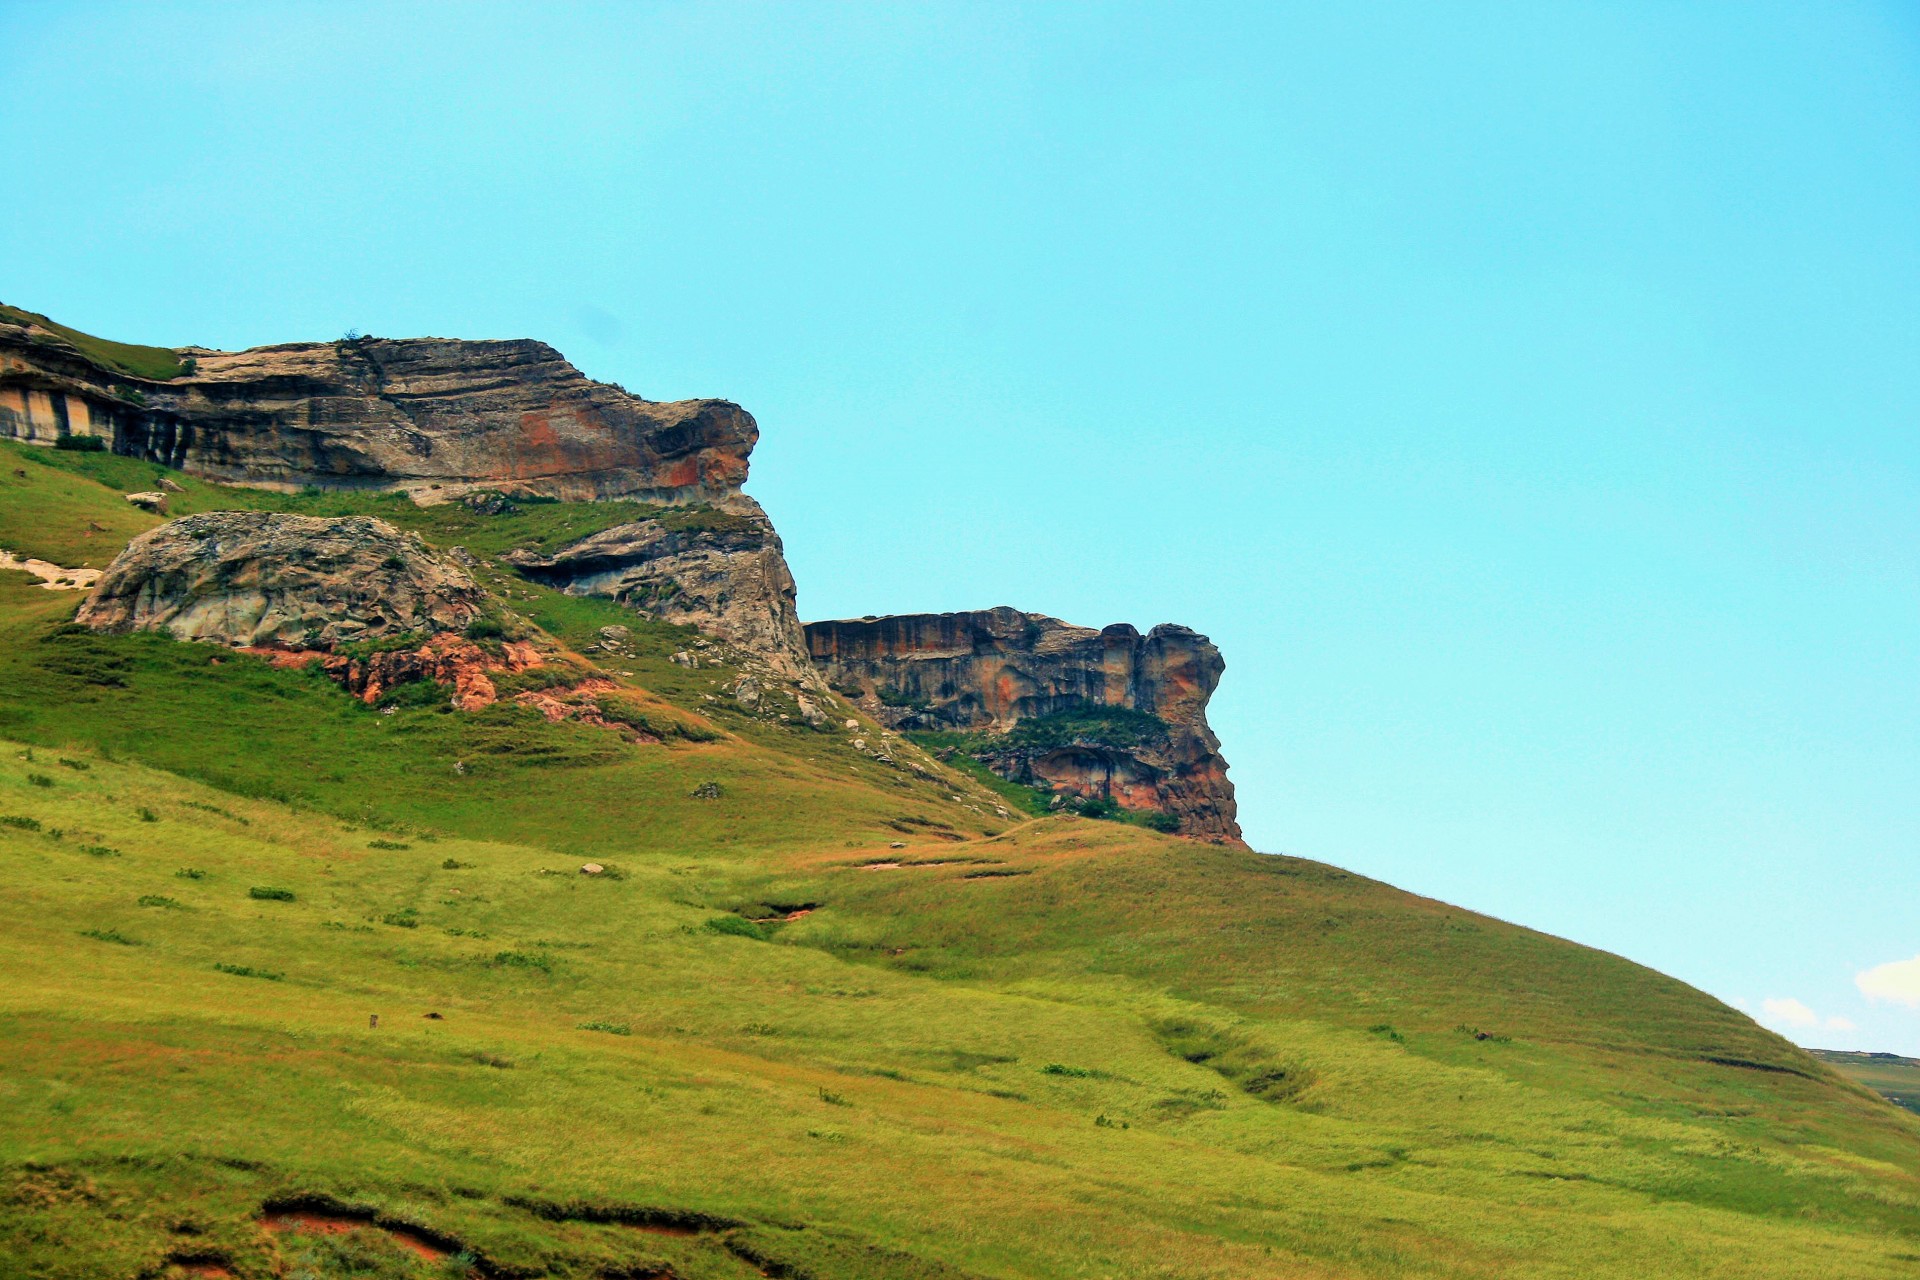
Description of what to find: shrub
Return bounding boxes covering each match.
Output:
[1042,1063,1095,1078]
[1143,811,1181,834]
[817,1088,850,1106]
[490,950,553,973]
[26,773,53,788]
[248,886,295,902]
[80,928,140,945]
[367,839,410,850]
[441,858,472,870]
[213,962,282,980]
[137,807,157,822]
[0,816,42,832]
[381,909,420,928]
[579,1020,631,1036]
[53,434,107,452]
[79,845,121,858]
[704,915,769,942]
[175,868,206,880]
[137,895,181,909]
[56,758,89,771]
[465,617,506,641]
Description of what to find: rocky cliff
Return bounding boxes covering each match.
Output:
[16,302,1241,839]
[1,311,753,505]
[806,608,1241,842]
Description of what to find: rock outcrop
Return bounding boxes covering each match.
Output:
[806,608,1240,842]
[503,498,813,678]
[1,313,754,505]
[76,511,484,649]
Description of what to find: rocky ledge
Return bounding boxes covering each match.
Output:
[1,316,755,505]
[503,497,813,680]
[805,608,1241,843]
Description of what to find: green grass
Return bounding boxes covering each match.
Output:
[1,301,190,381]
[5,438,1920,1278]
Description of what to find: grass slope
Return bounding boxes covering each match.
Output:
[3,438,1920,1278]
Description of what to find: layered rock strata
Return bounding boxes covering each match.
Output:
[503,498,813,679]
[1,314,754,505]
[805,608,1241,842]
[77,511,484,648]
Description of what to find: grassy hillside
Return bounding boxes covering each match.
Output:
[5,437,1920,1278]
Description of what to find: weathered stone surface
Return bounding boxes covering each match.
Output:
[805,608,1241,843]
[503,497,813,678]
[1,315,755,505]
[76,511,485,649]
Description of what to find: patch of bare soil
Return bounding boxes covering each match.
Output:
[259,1205,451,1263]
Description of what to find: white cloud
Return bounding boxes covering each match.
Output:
[1761,997,1820,1028]
[1826,1015,1858,1033]
[1857,955,1920,1008]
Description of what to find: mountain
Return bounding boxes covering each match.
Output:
[3,305,1919,1280]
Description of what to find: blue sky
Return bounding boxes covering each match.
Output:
[5,2,1918,1052]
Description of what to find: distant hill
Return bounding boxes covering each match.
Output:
[4,306,1920,1279]
[1811,1049,1920,1115]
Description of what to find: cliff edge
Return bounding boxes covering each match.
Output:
[806,608,1241,843]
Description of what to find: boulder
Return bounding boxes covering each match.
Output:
[77,511,484,649]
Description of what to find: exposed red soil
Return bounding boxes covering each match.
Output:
[260,1209,449,1263]
[166,1256,234,1279]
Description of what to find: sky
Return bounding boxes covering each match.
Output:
[4,2,1918,1052]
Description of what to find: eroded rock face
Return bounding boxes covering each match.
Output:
[805,608,1241,843]
[1,317,754,505]
[76,511,484,649]
[504,497,814,679]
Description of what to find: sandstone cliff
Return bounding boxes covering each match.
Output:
[1,312,753,505]
[77,511,484,648]
[805,608,1241,842]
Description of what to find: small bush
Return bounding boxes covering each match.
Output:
[367,839,410,850]
[248,886,295,902]
[56,758,89,771]
[490,950,553,973]
[1143,811,1181,834]
[440,858,472,870]
[53,435,107,452]
[0,816,42,832]
[80,928,140,945]
[79,844,120,858]
[817,1088,850,1106]
[465,617,506,641]
[137,895,181,909]
[137,807,157,822]
[175,868,206,880]
[182,800,247,824]
[471,1052,513,1069]
[381,909,420,929]
[704,915,769,942]
[26,773,53,789]
[213,962,282,980]
[1042,1063,1095,1078]
[579,1020,631,1036]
